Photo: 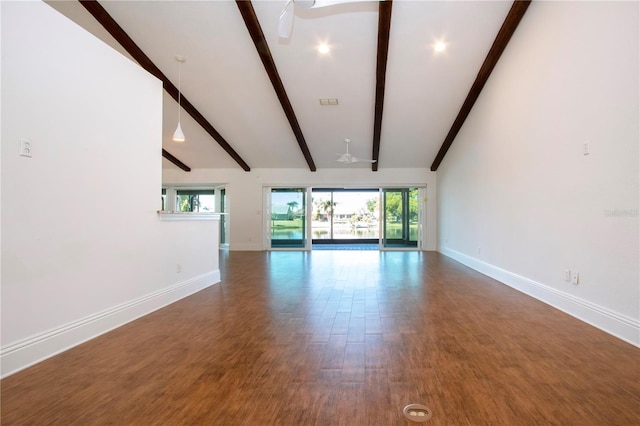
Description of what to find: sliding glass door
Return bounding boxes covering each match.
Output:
[382,188,420,249]
[311,189,379,245]
[270,188,307,249]
[265,186,423,251]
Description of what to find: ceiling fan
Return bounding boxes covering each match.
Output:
[279,0,381,39]
[336,139,376,164]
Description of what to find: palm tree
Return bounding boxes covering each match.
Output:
[286,200,299,220]
[319,200,336,222]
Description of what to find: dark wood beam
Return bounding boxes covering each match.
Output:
[430,0,531,171]
[79,0,251,171]
[162,149,191,172]
[372,0,393,171]
[236,1,317,172]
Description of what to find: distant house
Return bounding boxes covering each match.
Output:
[271,205,304,220]
[271,205,290,220]
[333,205,356,223]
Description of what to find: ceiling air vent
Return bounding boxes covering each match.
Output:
[319,98,339,106]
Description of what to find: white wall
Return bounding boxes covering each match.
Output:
[437,1,639,345]
[1,1,220,377]
[163,167,437,251]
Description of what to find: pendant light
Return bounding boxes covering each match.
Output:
[173,56,186,143]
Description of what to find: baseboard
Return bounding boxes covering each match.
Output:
[439,248,640,347]
[0,270,220,378]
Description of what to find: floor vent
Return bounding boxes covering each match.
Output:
[402,404,432,422]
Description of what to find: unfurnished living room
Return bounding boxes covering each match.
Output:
[1,1,638,425]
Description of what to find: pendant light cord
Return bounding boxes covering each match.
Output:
[177,60,182,122]
[172,56,186,142]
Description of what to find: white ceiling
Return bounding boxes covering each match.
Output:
[47,0,513,171]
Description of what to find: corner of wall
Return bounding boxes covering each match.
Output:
[1,271,220,378]
[439,248,639,347]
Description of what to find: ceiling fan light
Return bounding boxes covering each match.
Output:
[173,122,185,143]
[337,153,351,163]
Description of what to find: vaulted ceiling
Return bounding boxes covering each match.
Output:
[47,0,529,172]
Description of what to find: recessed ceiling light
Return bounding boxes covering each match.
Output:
[317,43,330,54]
[434,41,446,53]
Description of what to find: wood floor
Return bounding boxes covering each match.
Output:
[2,251,638,425]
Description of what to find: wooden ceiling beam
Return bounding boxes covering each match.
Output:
[236,0,317,172]
[372,0,393,172]
[430,0,531,171]
[162,149,191,172]
[79,0,251,171]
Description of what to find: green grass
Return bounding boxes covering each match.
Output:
[272,219,304,229]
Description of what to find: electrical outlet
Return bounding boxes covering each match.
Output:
[176,264,182,273]
[564,269,571,282]
[20,138,32,157]
[583,142,590,155]
[571,271,579,285]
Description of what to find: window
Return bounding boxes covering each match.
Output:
[176,189,215,212]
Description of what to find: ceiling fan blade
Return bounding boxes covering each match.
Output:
[281,1,382,39]
[294,0,317,7]
[303,0,376,9]
[278,1,295,38]
[352,157,377,163]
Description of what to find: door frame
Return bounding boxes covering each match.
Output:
[379,187,424,251]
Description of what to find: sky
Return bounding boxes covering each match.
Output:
[272,190,379,214]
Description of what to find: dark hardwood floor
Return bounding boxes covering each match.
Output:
[1,251,638,425]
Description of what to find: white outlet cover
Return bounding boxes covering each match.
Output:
[20,139,32,157]
[571,271,579,284]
